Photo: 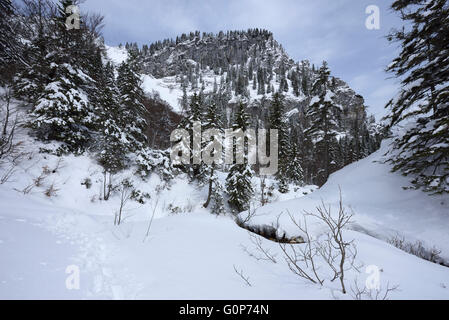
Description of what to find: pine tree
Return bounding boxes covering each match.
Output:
[203,102,224,209]
[226,103,254,212]
[305,61,342,186]
[0,0,16,81]
[211,177,225,215]
[268,92,290,193]
[117,49,148,153]
[95,60,128,174]
[385,0,449,193]
[286,139,304,186]
[176,93,205,180]
[27,0,97,154]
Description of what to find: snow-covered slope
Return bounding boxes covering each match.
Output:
[241,139,449,261]
[1,134,449,299]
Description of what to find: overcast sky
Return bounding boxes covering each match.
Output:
[81,0,404,120]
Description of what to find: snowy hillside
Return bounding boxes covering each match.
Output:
[1,130,449,299]
[1,0,448,302]
[240,139,449,262]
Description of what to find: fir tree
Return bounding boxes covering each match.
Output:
[286,139,304,186]
[385,0,449,193]
[95,60,128,174]
[176,93,205,180]
[305,61,342,186]
[226,103,254,212]
[203,102,224,209]
[0,0,16,80]
[117,49,148,152]
[268,92,290,193]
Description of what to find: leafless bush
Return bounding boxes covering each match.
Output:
[279,191,358,294]
[235,202,257,226]
[233,265,252,287]
[44,183,59,197]
[114,179,133,226]
[350,278,399,300]
[143,196,160,242]
[0,164,16,184]
[388,234,442,265]
[241,232,277,263]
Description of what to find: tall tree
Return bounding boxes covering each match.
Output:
[0,0,17,82]
[305,62,342,186]
[385,0,449,193]
[117,49,148,152]
[226,103,254,212]
[203,102,224,210]
[268,92,290,193]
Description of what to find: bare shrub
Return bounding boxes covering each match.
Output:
[279,191,358,294]
[114,179,133,226]
[233,265,252,287]
[143,196,160,242]
[241,232,277,263]
[44,183,59,197]
[388,234,443,265]
[350,278,399,300]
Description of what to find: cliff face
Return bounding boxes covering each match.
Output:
[114,29,384,184]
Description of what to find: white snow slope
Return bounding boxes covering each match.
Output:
[241,140,449,262]
[1,131,449,299]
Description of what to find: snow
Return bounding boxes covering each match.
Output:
[105,45,128,66]
[1,131,449,299]
[239,139,449,262]
[141,75,183,112]
[1,96,449,300]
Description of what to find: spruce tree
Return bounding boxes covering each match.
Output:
[226,103,254,212]
[286,139,304,186]
[117,50,148,152]
[176,93,205,180]
[0,0,16,80]
[385,0,449,193]
[305,62,342,186]
[268,92,290,193]
[203,102,224,209]
[27,1,98,154]
[95,60,128,173]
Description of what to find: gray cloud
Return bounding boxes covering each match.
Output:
[81,0,404,119]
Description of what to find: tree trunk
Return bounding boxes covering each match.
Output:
[203,166,214,208]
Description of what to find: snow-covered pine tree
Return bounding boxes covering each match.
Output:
[305,61,342,186]
[95,59,128,174]
[0,0,17,82]
[268,92,290,193]
[28,1,97,154]
[286,140,304,186]
[116,49,157,177]
[226,102,254,212]
[385,0,449,194]
[117,49,148,152]
[202,102,224,210]
[176,92,205,180]
[211,177,225,215]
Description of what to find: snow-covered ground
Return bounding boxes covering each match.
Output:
[1,132,449,299]
[1,48,448,299]
[241,140,449,262]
